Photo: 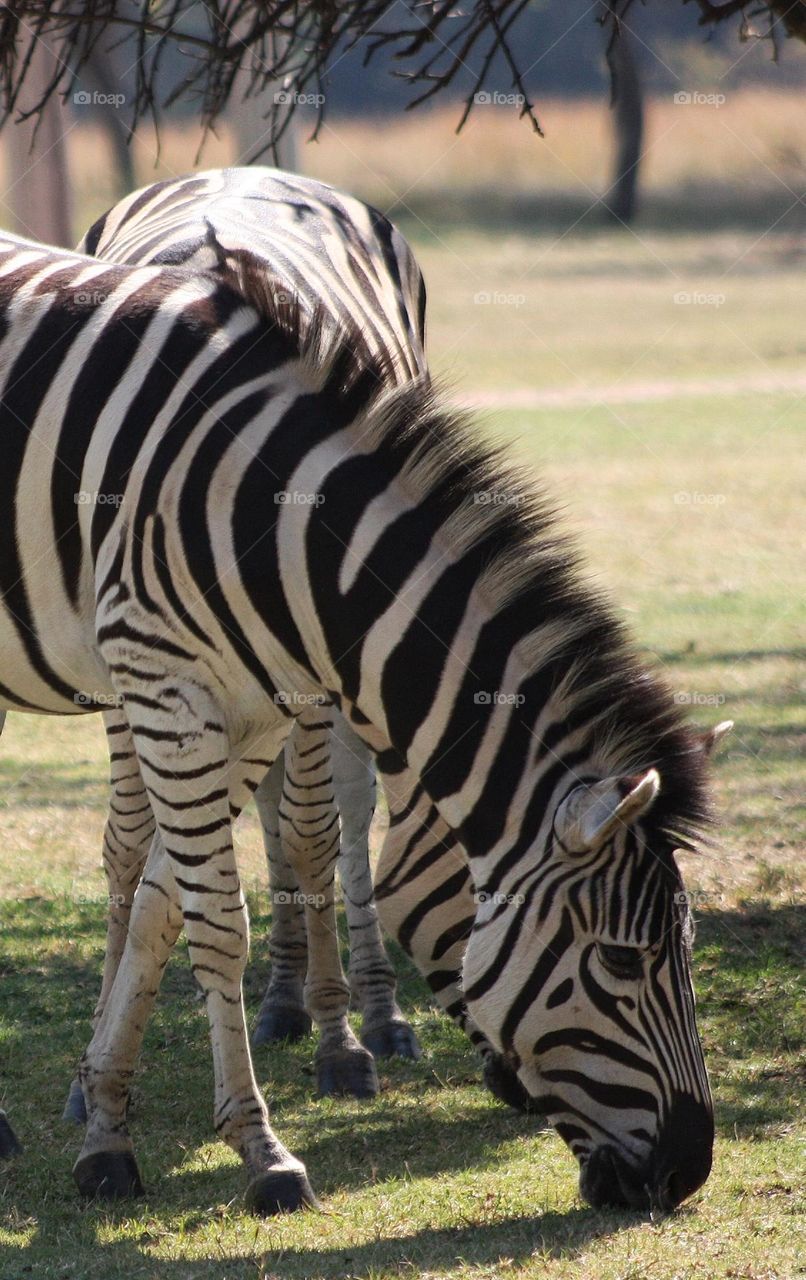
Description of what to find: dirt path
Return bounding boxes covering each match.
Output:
[456,369,806,411]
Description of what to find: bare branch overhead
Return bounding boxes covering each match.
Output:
[0,1,802,149]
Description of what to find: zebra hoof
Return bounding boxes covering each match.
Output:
[483,1054,540,1114]
[0,1111,22,1158]
[62,1078,87,1125]
[73,1150,145,1200]
[244,1167,318,1215]
[252,1005,312,1047]
[361,1020,422,1061]
[316,1047,379,1099]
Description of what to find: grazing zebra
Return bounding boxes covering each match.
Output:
[0,228,722,1216]
[77,169,525,1114]
[62,166,426,1109]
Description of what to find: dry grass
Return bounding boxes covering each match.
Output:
[2,86,803,244]
[4,86,803,240]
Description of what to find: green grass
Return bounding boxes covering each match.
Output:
[1,220,804,1278]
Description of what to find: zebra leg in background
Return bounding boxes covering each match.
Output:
[0,712,22,1158]
[251,752,312,1047]
[75,694,315,1214]
[330,717,421,1060]
[278,707,378,1099]
[64,706,156,1122]
[375,764,535,1112]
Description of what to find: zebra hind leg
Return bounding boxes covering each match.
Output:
[279,709,378,1099]
[252,754,312,1047]
[331,720,420,1061]
[64,707,156,1123]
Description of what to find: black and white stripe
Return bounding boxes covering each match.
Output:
[0,214,719,1215]
[65,168,426,1111]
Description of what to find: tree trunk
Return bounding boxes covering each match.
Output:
[605,23,644,226]
[5,35,72,246]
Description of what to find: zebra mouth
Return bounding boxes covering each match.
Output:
[579,1145,652,1211]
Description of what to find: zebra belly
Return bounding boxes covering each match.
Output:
[0,604,116,714]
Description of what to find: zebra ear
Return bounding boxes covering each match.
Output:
[555,769,661,853]
[695,720,733,758]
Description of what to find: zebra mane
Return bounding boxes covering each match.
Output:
[367,387,713,860]
[219,247,712,863]
[209,241,398,398]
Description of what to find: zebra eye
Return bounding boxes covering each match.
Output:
[597,944,644,980]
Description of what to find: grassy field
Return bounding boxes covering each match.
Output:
[1,99,805,1280]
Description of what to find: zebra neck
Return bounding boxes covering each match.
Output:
[381,624,589,882]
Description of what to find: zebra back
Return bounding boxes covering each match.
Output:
[79,167,427,387]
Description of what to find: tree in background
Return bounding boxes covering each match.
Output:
[1,1,804,241]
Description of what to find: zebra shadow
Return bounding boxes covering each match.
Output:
[693,902,803,1140]
[0,1205,635,1280]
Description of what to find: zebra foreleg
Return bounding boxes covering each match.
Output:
[64,707,156,1123]
[74,829,176,1199]
[76,683,314,1214]
[331,720,421,1060]
[252,754,312,1047]
[279,709,378,1099]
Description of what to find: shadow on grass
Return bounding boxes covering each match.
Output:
[0,761,106,808]
[391,185,806,244]
[0,897,801,1239]
[652,647,806,667]
[0,1206,638,1280]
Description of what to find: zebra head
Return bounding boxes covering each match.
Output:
[462,739,727,1213]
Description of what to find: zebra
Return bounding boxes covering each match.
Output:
[57,166,427,1112]
[0,227,723,1215]
[74,168,542,1117]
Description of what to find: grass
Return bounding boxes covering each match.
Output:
[1,99,805,1279]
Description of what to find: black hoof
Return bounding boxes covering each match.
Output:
[252,1005,312,1047]
[483,1054,542,1114]
[62,1078,87,1125]
[361,1020,422,1061]
[73,1150,145,1200]
[316,1047,379,1099]
[0,1111,22,1159]
[244,1167,318,1215]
